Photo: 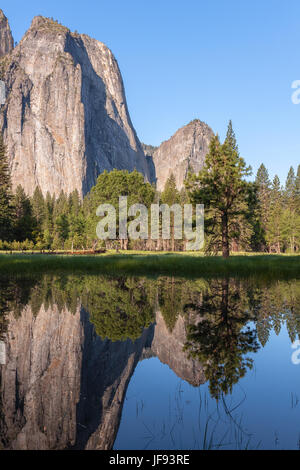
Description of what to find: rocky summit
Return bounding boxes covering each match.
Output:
[152,119,214,191]
[0,14,150,197]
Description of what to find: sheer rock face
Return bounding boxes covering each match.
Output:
[151,311,205,386]
[0,303,84,450]
[0,10,14,58]
[152,119,214,191]
[0,303,153,450]
[0,16,150,197]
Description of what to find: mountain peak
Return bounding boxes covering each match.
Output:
[153,120,214,191]
[28,15,70,35]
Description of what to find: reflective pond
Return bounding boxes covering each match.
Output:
[0,275,300,450]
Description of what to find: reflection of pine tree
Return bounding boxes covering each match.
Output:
[251,281,300,345]
[158,277,186,331]
[0,278,39,339]
[249,286,274,346]
[158,277,208,332]
[256,317,272,347]
[279,281,300,343]
[184,279,259,400]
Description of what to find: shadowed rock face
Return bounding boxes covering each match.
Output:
[151,311,205,387]
[0,303,154,450]
[0,10,14,58]
[0,15,150,197]
[0,301,204,450]
[152,119,214,191]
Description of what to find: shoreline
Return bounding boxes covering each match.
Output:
[0,252,299,279]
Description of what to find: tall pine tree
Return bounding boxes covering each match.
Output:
[266,175,282,252]
[255,163,271,250]
[13,185,36,241]
[161,173,181,251]
[0,134,13,241]
[186,121,252,257]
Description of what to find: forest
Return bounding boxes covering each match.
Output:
[0,122,299,256]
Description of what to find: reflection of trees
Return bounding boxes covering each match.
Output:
[24,275,155,342]
[82,277,154,341]
[3,274,300,361]
[158,277,208,332]
[249,281,300,345]
[0,277,38,339]
[184,279,260,400]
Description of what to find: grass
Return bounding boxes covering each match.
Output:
[0,252,299,279]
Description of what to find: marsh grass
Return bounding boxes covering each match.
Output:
[0,252,299,279]
[136,383,258,450]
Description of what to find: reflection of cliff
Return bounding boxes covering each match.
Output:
[0,304,154,450]
[0,304,83,449]
[73,309,154,450]
[0,300,204,450]
[150,311,205,386]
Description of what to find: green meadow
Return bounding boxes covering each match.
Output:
[0,252,300,279]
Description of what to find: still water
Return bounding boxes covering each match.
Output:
[0,275,299,450]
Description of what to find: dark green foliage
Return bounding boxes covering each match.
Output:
[13,185,36,241]
[84,277,154,341]
[85,169,155,248]
[186,122,252,257]
[0,134,13,241]
[254,164,271,250]
[161,173,181,251]
[0,122,299,255]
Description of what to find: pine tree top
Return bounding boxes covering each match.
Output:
[225,120,239,153]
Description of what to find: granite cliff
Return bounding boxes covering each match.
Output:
[0,14,150,197]
[0,10,14,58]
[0,10,214,197]
[152,119,214,191]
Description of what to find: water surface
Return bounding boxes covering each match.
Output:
[0,275,299,450]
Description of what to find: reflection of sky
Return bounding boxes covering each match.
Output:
[114,325,300,450]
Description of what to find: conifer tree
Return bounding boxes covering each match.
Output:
[266,175,283,252]
[285,166,296,206]
[186,122,252,257]
[161,173,181,251]
[13,185,36,241]
[255,164,271,250]
[0,134,13,241]
[31,187,45,225]
[295,165,300,207]
[282,166,300,252]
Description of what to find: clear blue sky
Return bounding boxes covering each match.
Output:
[3,0,300,183]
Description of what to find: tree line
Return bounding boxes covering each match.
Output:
[0,124,299,256]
